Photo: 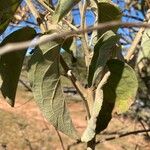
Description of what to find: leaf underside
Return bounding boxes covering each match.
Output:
[88,30,119,87]
[28,40,79,140]
[82,59,138,141]
[96,59,138,133]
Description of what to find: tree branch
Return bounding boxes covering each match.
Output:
[67,129,150,149]
[55,128,65,150]
[125,27,145,62]
[96,129,150,144]
[37,0,78,31]
[1,21,150,55]
[79,0,91,67]
[60,55,90,118]
[25,0,47,33]
[125,10,150,62]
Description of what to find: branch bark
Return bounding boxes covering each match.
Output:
[125,9,150,62]
[96,129,150,144]
[79,1,91,67]
[1,21,150,55]
[25,0,47,33]
[37,0,78,31]
[60,55,90,119]
[67,128,150,149]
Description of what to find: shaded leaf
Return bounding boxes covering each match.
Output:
[0,27,36,106]
[88,30,119,87]
[96,59,138,133]
[0,0,22,34]
[52,0,81,23]
[28,39,79,139]
[104,59,138,113]
[62,36,73,54]
[98,1,122,36]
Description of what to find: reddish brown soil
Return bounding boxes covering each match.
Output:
[0,88,150,150]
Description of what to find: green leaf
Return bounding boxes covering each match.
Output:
[0,0,22,34]
[98,1,122,36]
[88,30,119,87]
[96,59,138,133]
[52,0,81,23]
[0,27,36,106]
[137,29,150,76]
[28,39,79,139]
[104,59,138,113]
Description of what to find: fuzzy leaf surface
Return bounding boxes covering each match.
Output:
[96,59,138,133]
[0,27,36,106]
[28,40,79,139]
[88,30,119,87]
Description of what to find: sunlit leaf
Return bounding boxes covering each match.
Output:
[95,59,138,133]
[52,0,81,23]
[137,29,150,76]
[103,59,138,113]
[0,0,22,34]
[28,38,79,139]
[0,27,36,106]
[88,30,119,87]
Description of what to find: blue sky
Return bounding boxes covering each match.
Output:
[0,0,145,47]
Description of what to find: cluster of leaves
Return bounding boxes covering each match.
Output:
[0,0,139,145]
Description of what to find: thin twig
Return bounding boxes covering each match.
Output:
[67,129,150,149]
[85,72,111,150]
[42,116,65,150]
[37,0,78,31]
[67,140,81,150]
[125,10,150,62]
[96,129,150,144]
[139,119,150,137]
[55,128,65,150]
[1,21,150,55]
[60,55,90,119]
[125,27,145,62]
[25,0,47,33]
[15,97,33,108]
[123,14,143,21]
[79,1,91,67]
[19,79,32,92]
[97,71,111,89]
